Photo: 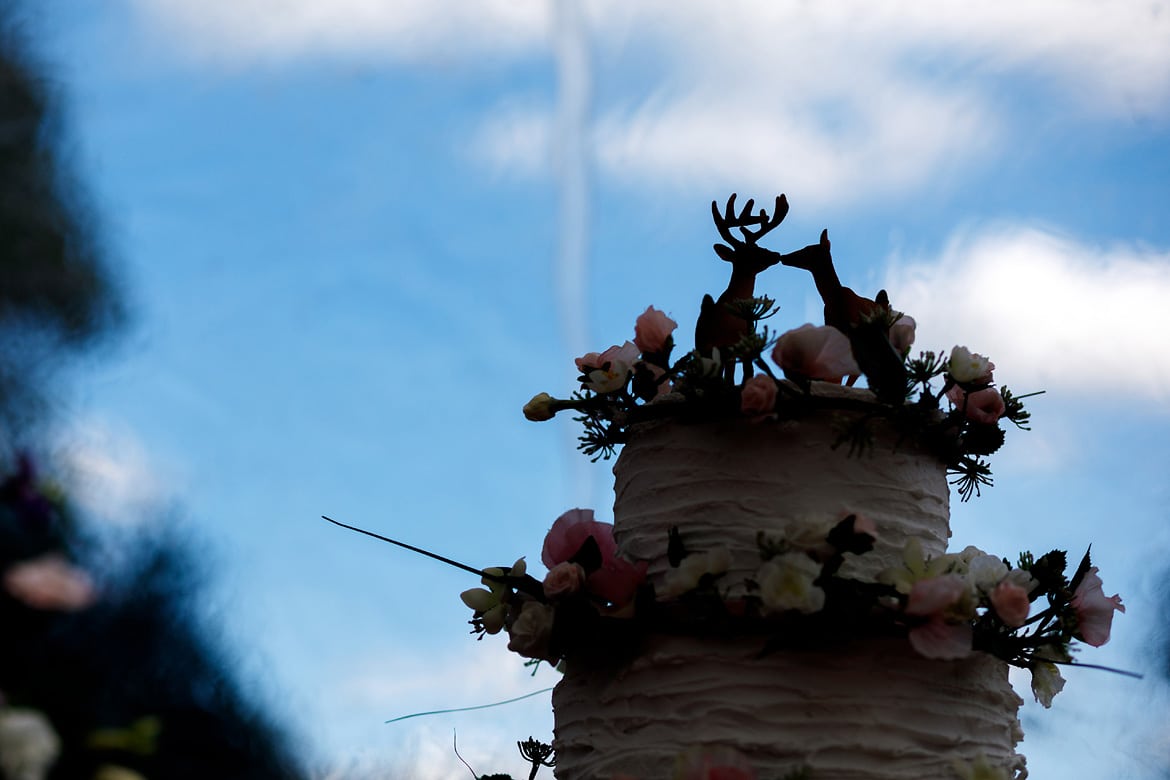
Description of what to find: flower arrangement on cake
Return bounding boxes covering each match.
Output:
[329,193,1129,780]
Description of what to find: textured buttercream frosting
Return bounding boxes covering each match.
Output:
[552,385,1025,779]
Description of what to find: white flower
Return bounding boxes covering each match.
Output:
[1001,567,1038,594]
[757,552,825,614]
[694,348,723,378]
[1030,662,1066,708]
[0,709,60,780]
[582,342,640,393]
[660,547,732,599]
[948,346,994,384]
[964,550,1009,593]
[459,558,525,634]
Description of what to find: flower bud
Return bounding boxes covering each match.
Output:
[523,392,557,421]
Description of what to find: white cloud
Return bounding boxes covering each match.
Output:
[131,0,550,66]
[888,224,1170,403]
[321,640,556,779]
[133,0,1170,199]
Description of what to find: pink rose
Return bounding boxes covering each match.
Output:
[634,306,678,354]
[989,581,1030,627]
[541,508,645,607]
[3,554,97,611]
[1071,567,1125,647]
[946,385,1006,425]
[543,562,587,600]
[771,324,859,382]
[889,314,916,355]
[739,374,778,416]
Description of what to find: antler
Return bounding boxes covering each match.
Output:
[712,193,789,252]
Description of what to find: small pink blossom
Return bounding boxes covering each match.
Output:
[1071,567,1125,647]
[577,341,640,393]
[634,306,678,354]
[575,351,603,371]
[771,324,859,382]
[739,375,778,416]
[542,562,587,600]
[3,554,97,611]
[889,314,916,355]
[906,574,969,617]
[905,574,973,659]
[946,385,1006,425]
[990,581,1030,627]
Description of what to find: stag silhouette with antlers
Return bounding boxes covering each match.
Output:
[695,194,789,380]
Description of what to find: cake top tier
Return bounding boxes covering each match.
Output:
[524,193,1035,501]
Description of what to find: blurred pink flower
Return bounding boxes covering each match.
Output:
[771,324,859,382]
[739,375,778,416]
[1071,567,1125,646]
[634,306,678,354]
[4,554,97,611]
[946,385,1006,425]
[989,581,1030,627]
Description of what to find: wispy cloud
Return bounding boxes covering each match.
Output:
[889,224,1170,404]
[131,0,550,65]
[327,640,556,779]
[135,1,1170,201]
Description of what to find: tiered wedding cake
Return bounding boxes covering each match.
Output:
[443,194,1124,780]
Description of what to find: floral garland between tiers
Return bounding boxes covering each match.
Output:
[460,508,1125,713]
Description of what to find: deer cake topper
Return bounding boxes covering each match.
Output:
[699,193,907,401]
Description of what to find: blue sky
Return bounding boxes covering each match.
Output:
[27,1,1170,777]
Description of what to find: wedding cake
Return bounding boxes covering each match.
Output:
[443,194,1125,780]
[552,395,1024,779]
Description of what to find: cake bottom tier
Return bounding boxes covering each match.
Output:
[552,635,1025,780]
